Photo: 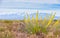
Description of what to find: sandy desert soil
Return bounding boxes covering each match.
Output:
[0,20,60,38]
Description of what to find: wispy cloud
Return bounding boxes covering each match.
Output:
[2,0,60,4]
[0,9,60,16]
[0,2,60,10]
[0,0,60,19]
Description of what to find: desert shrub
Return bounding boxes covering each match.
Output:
[0,27,6,32]
[3,20,13,23]
[24,11,60,35]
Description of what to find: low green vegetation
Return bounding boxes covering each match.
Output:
[24,12,60,35]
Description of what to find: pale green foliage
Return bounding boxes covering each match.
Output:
[24,11,60,35]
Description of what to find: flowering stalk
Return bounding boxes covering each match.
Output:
[53,20,59,27]
[36,11,38,25]
[24,16,28,24]
[45,12,56,28]
[32,15,35,23]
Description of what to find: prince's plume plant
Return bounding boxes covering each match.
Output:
[24,11,60,35]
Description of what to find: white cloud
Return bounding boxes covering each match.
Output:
[0,9,60,16]
[2,0,60,4]
[0,9,17,15]
[38,10,60,16]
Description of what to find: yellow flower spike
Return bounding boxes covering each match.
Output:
[49,12,53,19]
[45,12,56,28]
[40,16,42,24]
[53,17,60,27]
[53,20,59,27]
[24,16,28,24]
[36,11,39,24]
[42,13,49,25]
[28,15,30,22]
[32,15,35,23]
[40,16,42,20]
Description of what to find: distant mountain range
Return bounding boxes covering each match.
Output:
[0,13,60,20]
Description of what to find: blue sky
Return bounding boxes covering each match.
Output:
[0,0,60,19]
